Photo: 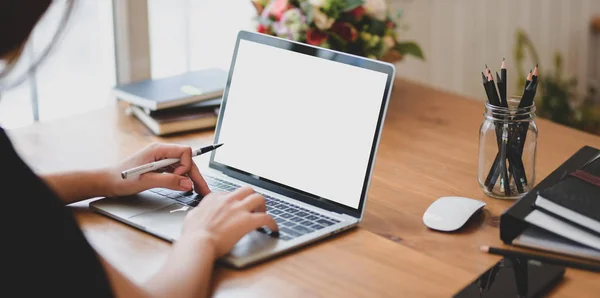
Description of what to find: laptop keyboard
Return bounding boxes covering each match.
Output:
[146,188,202,206]
[147,176,341,241]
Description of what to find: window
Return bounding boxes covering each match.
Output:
[0,0,257,129]
[0,1,115,128]
[148,0,256,78]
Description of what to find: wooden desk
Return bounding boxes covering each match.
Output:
[8,79,600,297]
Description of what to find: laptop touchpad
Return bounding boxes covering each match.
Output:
[91,191,174,218]
[128,203,190,241]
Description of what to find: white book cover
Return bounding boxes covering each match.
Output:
[524,209,600,251]
[513,226,600,262]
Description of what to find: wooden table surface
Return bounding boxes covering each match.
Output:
[8,78,600,297]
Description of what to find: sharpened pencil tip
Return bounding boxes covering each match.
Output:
[503,57,505,61]
[480,245,490,252]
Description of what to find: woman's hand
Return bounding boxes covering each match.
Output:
[106,143,211,197]
[142,186,278,297]
[179,186,279,259]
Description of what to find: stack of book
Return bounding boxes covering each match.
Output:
[513,152,600,261]
[112,68,228,135]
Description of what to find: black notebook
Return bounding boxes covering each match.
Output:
[534,154,600,234]
[515,152,600,258]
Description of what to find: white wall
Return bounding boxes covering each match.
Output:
[390,0,600,101]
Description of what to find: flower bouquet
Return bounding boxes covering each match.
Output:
[251,0,424,62]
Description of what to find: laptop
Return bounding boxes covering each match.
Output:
[90,31,395,268]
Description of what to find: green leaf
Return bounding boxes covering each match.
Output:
[343,0,364,12]
[329,32,349,48]
[395,42,425,60]
[368,19,387,35]
[322,0,345,19]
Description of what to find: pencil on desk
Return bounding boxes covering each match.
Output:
[524,69,532,89]
[524,69,532,90]
[486,72,511,194]
[531,65,539,98]
[500,58,507,105]
[487,72,501,106]
[482,69,505,189]
[480,245,600,273]
[482,71,492,101]
[493,71,510,195]
[495,69,511,193]
[495,71,504,105]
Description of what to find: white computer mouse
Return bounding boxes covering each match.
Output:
[423,196,486,232]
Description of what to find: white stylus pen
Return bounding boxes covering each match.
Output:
[121,143,224,179]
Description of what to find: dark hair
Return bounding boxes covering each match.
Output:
[0,1,52,59]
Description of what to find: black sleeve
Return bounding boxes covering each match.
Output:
[2,129,113,297]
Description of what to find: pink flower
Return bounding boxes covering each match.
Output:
[257,24,268,34]
[270,0,289,21]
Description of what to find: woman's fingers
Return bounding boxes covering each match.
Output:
[139,172,193,191]
[227,186,255,201]
[251,213,279,232]
[147,143,193,176]
[235,191,278,232]
[187,162,211,195]
[237,192,267,213]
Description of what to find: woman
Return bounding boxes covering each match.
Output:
[1,1,277,297]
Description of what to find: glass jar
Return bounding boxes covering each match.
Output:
[478,97,538,199]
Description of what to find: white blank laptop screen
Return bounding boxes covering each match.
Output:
[213,39,388,209]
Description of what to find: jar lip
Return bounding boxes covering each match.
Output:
[484,101,536,114]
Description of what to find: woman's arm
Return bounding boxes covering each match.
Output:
[99,236,215,298]
[142,234,216,297]
[42,170,113,205]
[41,143,211,205]
[98,187,278,298]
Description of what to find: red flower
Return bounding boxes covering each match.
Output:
[306,28,327,46]
[257,24,267,34]
[270,0,289,21]
[349,6,366,20]
[387,21,395,29]
[331,22,358,42]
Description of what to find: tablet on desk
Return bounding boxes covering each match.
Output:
[453,256,565,298]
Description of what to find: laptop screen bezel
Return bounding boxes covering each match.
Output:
[209,30,395,219]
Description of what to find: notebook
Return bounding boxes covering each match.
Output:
[142,97,222,117]
[129,104,219,136]
[113,68,227,110]
[513,226,600,261]
[514,153,600,261]
[533,156,600,234]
